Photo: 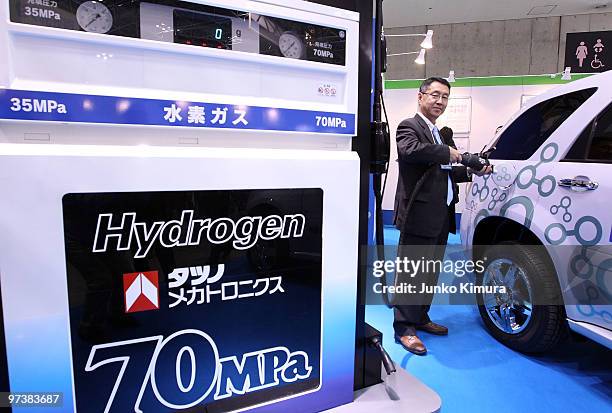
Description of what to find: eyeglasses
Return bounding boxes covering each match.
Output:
[421,92,449,102]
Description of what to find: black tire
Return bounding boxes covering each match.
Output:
[476,242,567,353]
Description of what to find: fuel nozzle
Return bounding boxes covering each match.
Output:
[460,152,491,171]
[438,126,493,172]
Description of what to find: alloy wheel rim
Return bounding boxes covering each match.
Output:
[482,258,533,334]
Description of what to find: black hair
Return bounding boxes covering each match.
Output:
[419,77,451,93]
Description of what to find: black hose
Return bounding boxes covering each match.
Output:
[402,165,437,234]
[370,335,396,375]
[376,164,437,308]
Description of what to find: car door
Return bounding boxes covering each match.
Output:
[541,101,612,329]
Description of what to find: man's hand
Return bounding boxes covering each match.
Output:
[449,147,462,163]
[470,165,493,176]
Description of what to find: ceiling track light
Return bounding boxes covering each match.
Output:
[387,48,427,65]
[420,30,433,49]
[385,29,434,49]
[561,67,572,80]
[550,67,572,81]
[414,48,426,65]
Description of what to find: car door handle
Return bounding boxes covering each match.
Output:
[558,177,599,191]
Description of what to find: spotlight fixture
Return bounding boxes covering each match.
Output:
[414,48,426,65]
[420,30,433,49]
[385,29,434,49]
[387,48,427,65]
[550,67,572,81]
[561,67,572,80]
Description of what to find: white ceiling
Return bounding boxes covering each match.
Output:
[382,0,610,27]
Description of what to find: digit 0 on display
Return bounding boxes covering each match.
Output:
[173,9,233,49]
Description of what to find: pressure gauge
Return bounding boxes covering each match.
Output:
[76,1,113,34]
[278,32,305,59]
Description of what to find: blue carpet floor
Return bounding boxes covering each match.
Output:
[365,226,612,413]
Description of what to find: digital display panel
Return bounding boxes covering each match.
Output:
[8,0,347,66]
[173,9,233,49]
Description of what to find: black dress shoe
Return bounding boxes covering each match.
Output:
[395,334,427,355]
[416,321,448,335]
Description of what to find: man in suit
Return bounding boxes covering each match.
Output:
[393,77,491,355]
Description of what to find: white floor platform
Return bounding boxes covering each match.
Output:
[327,366,442,412]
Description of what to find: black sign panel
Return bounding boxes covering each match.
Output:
[564,31,610,73]
[62,189,322,413]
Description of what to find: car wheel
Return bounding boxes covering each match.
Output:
[476,242,566,353]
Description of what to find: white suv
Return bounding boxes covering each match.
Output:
[461,71,612,353]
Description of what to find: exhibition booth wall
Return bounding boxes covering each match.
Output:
[384,12,612,80]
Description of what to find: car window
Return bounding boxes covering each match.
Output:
[563,121,594,161]
[489,88,597,160]
[564,102,612,163]
[587,104,612,161]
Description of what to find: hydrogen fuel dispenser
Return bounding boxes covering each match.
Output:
[0,1,361,412]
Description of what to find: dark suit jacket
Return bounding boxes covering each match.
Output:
[393,115,470,238]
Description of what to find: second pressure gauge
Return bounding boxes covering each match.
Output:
[278,32,305,59]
